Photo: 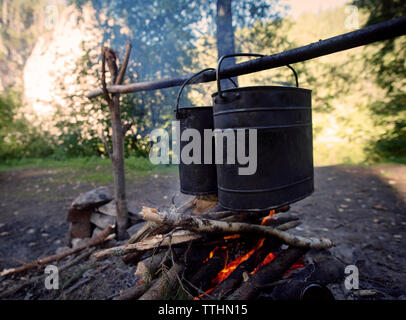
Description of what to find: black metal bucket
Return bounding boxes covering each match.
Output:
[175,68,218,195]
[212,54,314,211]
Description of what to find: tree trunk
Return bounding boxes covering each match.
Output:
[216,0,237,89]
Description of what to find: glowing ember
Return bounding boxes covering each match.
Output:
[250,252,277,274]
[223,234,240,240]
[210,238,266,286]
[195,209,282,299]
[283,258,305,277]
[202,246,227,264]
[260,209,276,225]
[205,210,277,290]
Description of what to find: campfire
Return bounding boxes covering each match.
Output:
[0,190,344,300]
[91,196,343,300]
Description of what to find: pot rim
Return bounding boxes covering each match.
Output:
[211,85,312,98]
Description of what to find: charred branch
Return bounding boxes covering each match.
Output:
[227,246,308,300]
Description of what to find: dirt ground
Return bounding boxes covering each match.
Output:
[0,164,405,300]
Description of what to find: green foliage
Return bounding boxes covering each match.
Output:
[0,89,54,160]
[1,1,404,167]
[52,39,154,159]
[355,0,406,162]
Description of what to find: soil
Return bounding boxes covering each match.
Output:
[0,164,405,300]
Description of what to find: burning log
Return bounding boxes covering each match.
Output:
[202,206,289,222]
[227,246,308,300]
[206,238,280,299]
[189,247,228,293]
[260,212,300,226]
[140,206,333,249]
[199,214,300,300]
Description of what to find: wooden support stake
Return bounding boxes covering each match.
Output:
[100,40,132,239]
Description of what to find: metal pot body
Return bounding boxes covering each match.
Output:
[212,86,314,211]
[178,106,217,195]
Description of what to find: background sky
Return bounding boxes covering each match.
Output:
[281,0,352,19]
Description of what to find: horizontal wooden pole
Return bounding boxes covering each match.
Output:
[86,16,406,99]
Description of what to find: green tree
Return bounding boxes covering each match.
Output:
[0,89,54,160]
[356,0,406,161]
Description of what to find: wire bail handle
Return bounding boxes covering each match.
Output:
[216,53,299,98]
[175,68,237,119]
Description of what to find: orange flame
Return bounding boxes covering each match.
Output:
[195,210,278,299]
[202,246,227,264]
[250,252,277,274]
[283,258,305,277]
[206,210,277,289]
[260,209,276,225]
[223,234,241,240]
[210,238,265,286]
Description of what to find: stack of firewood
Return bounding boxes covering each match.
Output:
[92,196,343,300]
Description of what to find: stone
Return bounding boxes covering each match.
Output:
[66,207,92,223]
[71,237,92,249]
[90,212,116,229]
[126,221,147,237]
[55,246,71,255]
[97,201,117,216]
[71,186,113,211]
[127,201,144,222]
[91,227,104,238]
[98,201,143,224]
[70,221,91,238]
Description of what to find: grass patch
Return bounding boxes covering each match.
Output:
[0,156,177,184]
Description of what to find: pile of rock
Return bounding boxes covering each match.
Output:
[66,186,145,248]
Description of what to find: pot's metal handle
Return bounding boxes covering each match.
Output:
[175,68,238,119]
[216,53,299,98]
